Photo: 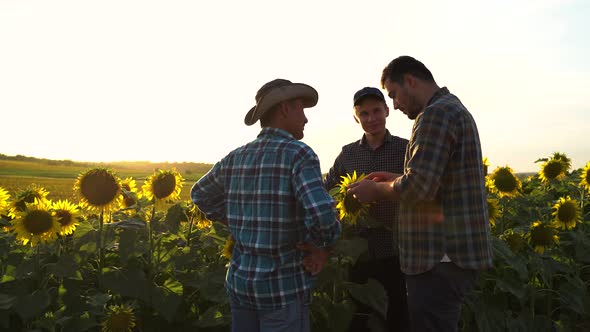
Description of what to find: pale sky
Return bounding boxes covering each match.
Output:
[1,0,589,173]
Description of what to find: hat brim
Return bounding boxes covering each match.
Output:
[244,83,318,126]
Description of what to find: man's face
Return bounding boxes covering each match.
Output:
[283,99,308,140]
[383,77,422,120]
[354,98,389,136]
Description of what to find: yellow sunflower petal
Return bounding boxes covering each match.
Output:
[74,168,122,214]
[11,198,60,246]
[142,169,184,209]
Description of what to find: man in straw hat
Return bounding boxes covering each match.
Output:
[191,79,341,332]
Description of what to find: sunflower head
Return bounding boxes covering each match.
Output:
[487,166,521,197]
[11,198,60,246]
[552,196,581,230]
[51,200,81,236]
[482,157,490,175]
[501,230,526,253]
[552,152,571,172]
[580,161,590,191]
[487,198,500,227]
[10,185,50,214]
[0,187,10,214]
[528,221,559,254]
[331,171,371,225]
[222,236,235,260]
[119,177,139,209]
[142,169,184,208]
[101,304,136,332]
[74,168,122,213]
[538,158,566,183]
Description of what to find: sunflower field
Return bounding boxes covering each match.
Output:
[0,153,589,332]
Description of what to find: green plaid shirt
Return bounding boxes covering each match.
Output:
[191,127,341,309]
[393,87,493,274]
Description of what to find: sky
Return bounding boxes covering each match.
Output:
[1,0,589,173]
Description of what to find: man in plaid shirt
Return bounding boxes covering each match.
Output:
[349,56,493,332]
[324,86,409,331]
[191,79,341,332]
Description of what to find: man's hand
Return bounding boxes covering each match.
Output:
[348,177,401,203]
[365,171,401,182]
[297,243,330,276]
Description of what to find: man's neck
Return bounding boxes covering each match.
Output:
[365,130,386,150]
[420,83,441,108]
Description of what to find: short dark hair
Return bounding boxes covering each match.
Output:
[380,56,435,88]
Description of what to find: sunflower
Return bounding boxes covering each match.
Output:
[552,152,571,172]
[501,230,526,253]
[487,198,500,227]
[552,196,581,230]
[528,221,558,254]
[51,200,81,235]
[8,185,50,217]
[142,169,184,208]
[11,199,60,246]
[101,304,136,332]
[538,158,566,183]
[0,187,9,214]
[580,161,590,192]
[222,235,235,260]
[331,171,371,225]
[74,168,122,214]
[119,177,139,209]
[487,166,521,197]
[482,157,490,175]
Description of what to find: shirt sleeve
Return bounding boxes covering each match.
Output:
[293,149,341,247]
[190,161,226,221]
[393,105,456,203]
[323,149,346,191]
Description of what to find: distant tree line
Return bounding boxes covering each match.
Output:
[0,153,213,176]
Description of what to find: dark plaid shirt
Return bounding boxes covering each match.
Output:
[191,127,341,309]
[393,87,494,274]
[324,130,408,259]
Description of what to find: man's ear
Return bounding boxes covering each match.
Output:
[279,101,289,118]
[385,105,390,118]
[353,112,360,124]
[404,74,416,88]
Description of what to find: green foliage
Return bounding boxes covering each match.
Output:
[1,156,589,331]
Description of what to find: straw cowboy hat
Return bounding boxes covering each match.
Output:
[244,79,319,126]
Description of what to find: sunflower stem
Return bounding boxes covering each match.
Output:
[149,206,156,278]
[186,209,195,248]
[35,245,41,287]
[98,210,104,276]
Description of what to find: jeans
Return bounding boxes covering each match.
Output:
[230,298,310,332]
[405,262,479,332]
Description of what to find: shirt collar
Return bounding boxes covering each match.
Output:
[426,87,450,107]
[359,129,394,146]
[258,127,295,140]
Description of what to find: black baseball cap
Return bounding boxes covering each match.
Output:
[353,87,385,106]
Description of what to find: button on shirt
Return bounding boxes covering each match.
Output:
[392,87,494,275]
[324,130,408,259]
[191,127,341,309]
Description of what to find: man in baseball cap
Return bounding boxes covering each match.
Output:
[325,86,410,331]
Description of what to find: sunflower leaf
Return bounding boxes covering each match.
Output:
[342,278,388,319]
[13,289,49,321]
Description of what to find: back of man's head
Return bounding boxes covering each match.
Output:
[381,56,435,87]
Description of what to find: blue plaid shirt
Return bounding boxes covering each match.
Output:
[191,127,341,309]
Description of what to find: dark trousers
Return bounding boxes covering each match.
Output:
[405,262,478,332]
[348,256,409,332]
